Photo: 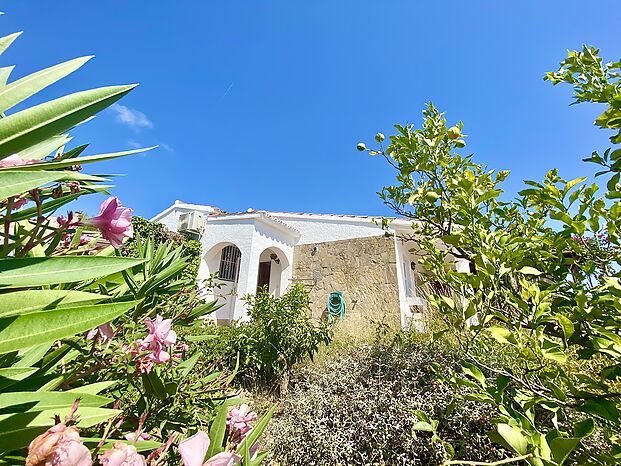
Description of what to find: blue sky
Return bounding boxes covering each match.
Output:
[3,1,621,219]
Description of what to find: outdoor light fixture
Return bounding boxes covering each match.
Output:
[270,253,280,264]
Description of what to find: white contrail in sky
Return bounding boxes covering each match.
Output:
[220,82,234,101]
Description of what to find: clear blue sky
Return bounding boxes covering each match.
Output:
[3,1,621,218]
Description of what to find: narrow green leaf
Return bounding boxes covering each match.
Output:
[238,405,275,455]
[0,290,107,318]
[68,381,117,395]
[83,438,161,452]
[0,169,104,199]
[9,185,113,222]
[0,391,111,413]
[0,367,37,390]
[0,256,145,287]
[0,56,93,114]
[0,32,22,56]
[0,84,136,158]
[0,300,139,354]
[0,406,120,453]
[5,146,154,171]
[518,266,542,276]
[0,66,15,88]
[14,343,53,367]
[207,402,228,457]
[16,134,72,161]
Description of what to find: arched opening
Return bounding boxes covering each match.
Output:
[256,246,290,297]
[200,242,242,322]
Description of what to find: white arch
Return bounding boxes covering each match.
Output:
[256,245,291,298]
[198,241,243,323]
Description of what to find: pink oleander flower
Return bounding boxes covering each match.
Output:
[84,196,133,249]
[0,154,38,168]
[26,423,92,466]
[129,315,180,374]
[86,323,114,342]
[226,405,257,443]
[143,315,177,347]
[99,441,146,466]
[124,432,150,442]
[179,431,241,466]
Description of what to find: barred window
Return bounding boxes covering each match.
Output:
[218,245,241,282]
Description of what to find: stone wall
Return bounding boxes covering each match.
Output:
[292,235,401,335]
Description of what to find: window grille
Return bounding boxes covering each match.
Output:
[219,245,241,282]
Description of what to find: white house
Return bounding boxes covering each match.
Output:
[152,201,468,332]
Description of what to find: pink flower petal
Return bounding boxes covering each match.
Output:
[204,452,242,466]
[179,431,210,466]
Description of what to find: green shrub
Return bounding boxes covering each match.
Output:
[201,284,333,388]
[264,339,505,465]
[124,216,201,283]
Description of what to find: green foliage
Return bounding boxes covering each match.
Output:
[202,284,333,388]
[367,46,621,465]
[0,28,269,464]
[125,216,202,284]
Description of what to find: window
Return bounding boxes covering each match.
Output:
[218,245,241,282]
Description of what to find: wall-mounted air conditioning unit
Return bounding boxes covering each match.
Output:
[178,211,204,234]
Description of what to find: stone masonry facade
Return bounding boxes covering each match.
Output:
[292,235,401,335]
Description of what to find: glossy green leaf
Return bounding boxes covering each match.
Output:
[0,406,120,452]
[0,289,107,318]
[0,84,136,158]
[578,398,619,422]
[0,300,139,354]
[494,423,528,455]
[487,326,517,345]
[0,56,92,114]
[555,314,575,340]
[518,266,542,276]
[550,437,581,464]
[0,256,145,287]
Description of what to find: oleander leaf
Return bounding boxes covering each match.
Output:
[0,256,145,287]
[0,56,93,114]
[0,84,136,158]
[0,300,139,354]
[3,146,155,171]
[0,289,107,318]
[0,406,120,452]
